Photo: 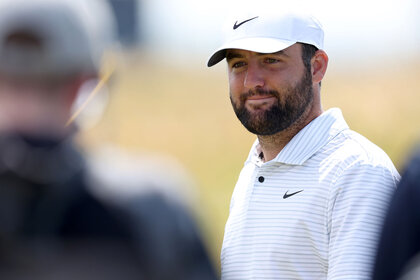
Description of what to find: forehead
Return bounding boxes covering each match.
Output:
[225,43,301,60]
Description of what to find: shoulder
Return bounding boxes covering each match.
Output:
[326,129,398,175]
[334,130,392,164]
[82,144,207,242]
[84,144,196,209]
[316,129,400,193]
[82,145,217,279]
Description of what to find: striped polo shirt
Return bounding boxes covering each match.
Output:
[221,108,400,280]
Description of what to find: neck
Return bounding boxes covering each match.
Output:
[258,105,323,162]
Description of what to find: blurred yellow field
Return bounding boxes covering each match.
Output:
[79,51,420,268]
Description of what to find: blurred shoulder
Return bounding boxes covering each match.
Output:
[84,144,197,209]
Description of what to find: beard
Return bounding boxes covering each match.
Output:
[230,67,313,136]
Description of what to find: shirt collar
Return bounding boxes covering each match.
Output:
[246,108,349,166]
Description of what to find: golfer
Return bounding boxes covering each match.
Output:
[208,11,400,279]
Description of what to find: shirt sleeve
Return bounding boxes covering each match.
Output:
[327,163,398,280]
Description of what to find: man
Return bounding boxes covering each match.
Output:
[208,12,400,279]
[0,1,217,279]
[373,149,420,280]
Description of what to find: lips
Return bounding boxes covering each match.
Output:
[245,95,277,104]
[245,95,277,109]
[246,95,275,101]
[239,90,279,105]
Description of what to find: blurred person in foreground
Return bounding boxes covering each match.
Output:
[0,0,217,279]
[207,11,400,279]
[373,149,420,280]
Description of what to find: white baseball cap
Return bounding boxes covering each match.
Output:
[207,12,324,67]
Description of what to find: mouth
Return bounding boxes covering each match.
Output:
[246,95,276,101]
[245,95,277,107]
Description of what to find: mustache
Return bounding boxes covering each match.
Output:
[239,89,280,103]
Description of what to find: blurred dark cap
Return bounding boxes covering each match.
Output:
[0,1,116,80]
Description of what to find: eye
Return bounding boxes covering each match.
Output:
[231,61,246,69]
[264,57,280,64]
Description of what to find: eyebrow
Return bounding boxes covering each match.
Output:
[226,50,288,61]
[226,52,244,61]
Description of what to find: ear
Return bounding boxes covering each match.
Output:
[311,50,328,84]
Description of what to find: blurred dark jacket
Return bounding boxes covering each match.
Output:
[0,132,218,280]
[373,149,420,280]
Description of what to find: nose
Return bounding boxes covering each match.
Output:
[244,62,265,89]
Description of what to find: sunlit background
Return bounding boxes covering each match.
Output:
[78,0,420,269]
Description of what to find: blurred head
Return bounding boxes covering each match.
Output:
[0,0,117,138]
[208,12,328,135]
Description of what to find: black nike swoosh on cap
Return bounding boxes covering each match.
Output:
[283,190,304,199]
[233,16,259,30]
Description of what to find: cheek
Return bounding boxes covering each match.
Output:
[228,73,244,97]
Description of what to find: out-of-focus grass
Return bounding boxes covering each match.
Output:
[79,52,420,269]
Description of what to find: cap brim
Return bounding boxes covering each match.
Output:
[207,37,296,67]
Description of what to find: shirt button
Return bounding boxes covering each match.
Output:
[258,176,265,183]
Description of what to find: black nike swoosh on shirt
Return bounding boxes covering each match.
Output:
[233,16,259,30]
[283,190,304,199]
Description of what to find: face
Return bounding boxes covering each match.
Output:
[227,44,314,135]
[0,76,74,136]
